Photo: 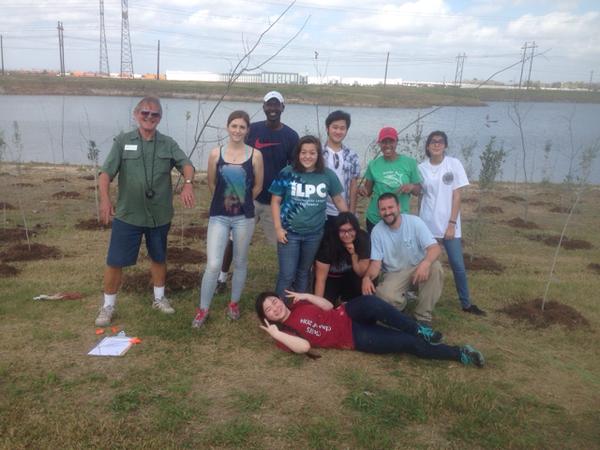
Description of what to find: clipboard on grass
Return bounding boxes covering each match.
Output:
[88,336,133,357]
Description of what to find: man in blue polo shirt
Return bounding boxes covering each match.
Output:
[95,96,195,326]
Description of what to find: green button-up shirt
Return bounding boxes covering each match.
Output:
[101,129,193,227]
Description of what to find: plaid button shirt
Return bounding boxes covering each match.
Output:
[323,144,361,206]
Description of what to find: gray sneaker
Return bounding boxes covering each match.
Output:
[152,296,175,314]
[95,305,115,327]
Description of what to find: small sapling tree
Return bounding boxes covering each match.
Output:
[478,136,507,189]
[11,121,31,249]
[0,129,6,229]
[542,138,600,310]
[540,140,553,184]
[469,136,507,262]
[87,139,100,222]
[460,139,477,181]
[398,115,424,162]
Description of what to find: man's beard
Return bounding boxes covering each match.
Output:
[383,213,398,226]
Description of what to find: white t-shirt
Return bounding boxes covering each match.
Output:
[324,145,345,216]
[418,156,469,238]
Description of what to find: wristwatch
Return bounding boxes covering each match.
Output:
[184,179,193,185]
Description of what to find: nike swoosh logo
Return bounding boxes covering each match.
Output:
[254,138,280,150]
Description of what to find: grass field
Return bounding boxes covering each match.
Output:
[2,74,600,108]
[1,163,599,449]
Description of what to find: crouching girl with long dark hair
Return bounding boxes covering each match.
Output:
[255,291,485,367]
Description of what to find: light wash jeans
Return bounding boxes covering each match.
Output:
[199,215,255,310]
[441,238,471,309]
[275,229,324,298]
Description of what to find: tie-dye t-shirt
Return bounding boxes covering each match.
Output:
[209,147,255,218]
[269,166,343,234]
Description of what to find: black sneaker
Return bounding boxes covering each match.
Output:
[463,304,487,316]
[417,324,443,345]
[460,345,485,368]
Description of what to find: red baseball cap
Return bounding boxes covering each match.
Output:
[377,127,398,143]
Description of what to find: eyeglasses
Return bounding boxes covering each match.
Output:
[429,139,445,145]
[140,110,161,119]
[333,152,340,169]
[338,227,356,236]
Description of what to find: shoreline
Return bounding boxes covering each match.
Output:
[2,74,600,108]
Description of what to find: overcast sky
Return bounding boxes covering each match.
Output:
[1,0,598,83]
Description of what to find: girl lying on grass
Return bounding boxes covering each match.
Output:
[255,291,485,367]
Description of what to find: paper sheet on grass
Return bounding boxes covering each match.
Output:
[88,336,133,356]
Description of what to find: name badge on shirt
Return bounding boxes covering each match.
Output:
[124,144,138,151]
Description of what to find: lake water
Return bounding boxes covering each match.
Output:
[1,94,599,183]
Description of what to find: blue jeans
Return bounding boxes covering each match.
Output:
[347,295,461,361]
[441,238,471,309]
[199,215,255,310]
[275,229,324,298]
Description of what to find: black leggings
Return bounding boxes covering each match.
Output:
[346,295,461,361]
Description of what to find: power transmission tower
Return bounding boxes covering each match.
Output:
[589,70,594,91]
[454,53,466,87]
[120,0,134,78]
[99,0,110,76]
[57,21,65,76]
[525,41,537,89]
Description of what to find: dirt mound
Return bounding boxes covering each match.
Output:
[527,234,592,250]
[530,201,553,206]
[167,246,206,265]
[499,298,589,329]
[44,177,69,183]
[588,263,600,274]
[52,191,81,199]
[506,217,540,229]
[15,183,34,187]
[0,227,37,242]
[122,268,197,293]
[544,236,593,250]
[0,243,61,262]
[86,186,97,191]
[476,205,503,214]
[75,218,111,230]
[79,175,95,181]
[0,202,16,210]
[462,197,479,204]
[0,263,20,277]
[549,206,575,213]
[172,225,208,239]
[501,195,525,203]
[463,253,504,273]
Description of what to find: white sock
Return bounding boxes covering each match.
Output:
[218,271,228,283]
[103,293,117,308]
[154,285,165,300]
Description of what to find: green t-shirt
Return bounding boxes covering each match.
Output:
[269,166,343,234]
[364,154,421,224]
[101,129,193,227]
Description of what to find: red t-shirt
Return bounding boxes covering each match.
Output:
[278,301,355,351]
